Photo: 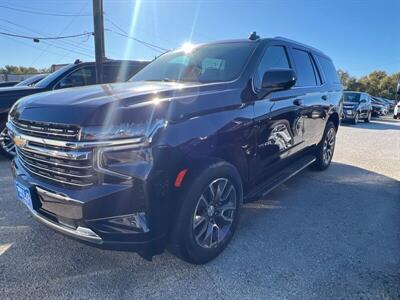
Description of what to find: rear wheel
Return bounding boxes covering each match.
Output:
[0,127,15,159]
[311,121,336,171]
[169,161,242,264]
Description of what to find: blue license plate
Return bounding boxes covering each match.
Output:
[15,181,33,211]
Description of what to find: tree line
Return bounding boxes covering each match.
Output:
[0,65,50,75]
[338,70,399,100]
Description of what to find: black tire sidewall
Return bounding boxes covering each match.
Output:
[171,161,242,264]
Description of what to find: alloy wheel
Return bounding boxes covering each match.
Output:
[192,178,237,249]
[322,127,336,165]
[0,128,15,157]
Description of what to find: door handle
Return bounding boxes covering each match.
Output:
[293,99,303,106]
[321,95,328,101]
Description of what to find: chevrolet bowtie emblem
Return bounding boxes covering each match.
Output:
[13,135,27,148]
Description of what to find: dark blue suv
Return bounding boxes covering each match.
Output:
[8,35,342,264]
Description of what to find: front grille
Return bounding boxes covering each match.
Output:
[11,119,97,188]
[12,118,80,141]
[16,145,96,188]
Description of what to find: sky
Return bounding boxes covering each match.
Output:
[0,0,399,77]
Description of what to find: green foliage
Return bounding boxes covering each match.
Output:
[0,65,50,75]
[338,69,399,99]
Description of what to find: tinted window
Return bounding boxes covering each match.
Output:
[130,42,256,83]
[317,55,339,84]
[56,66,96,89]
[292,49,317,86]
[35,64,74,88]
[103,63,146,83]
[254,45,290,90]
[344,92,361,102]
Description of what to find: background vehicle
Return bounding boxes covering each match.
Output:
[14,74,48,87]
[0,81,19,88]
[9,36,342,264]
[371,96,389,117]
[342,91,372,124]
[0,59,149,158]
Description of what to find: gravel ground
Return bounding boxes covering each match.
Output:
[0,116,399,299]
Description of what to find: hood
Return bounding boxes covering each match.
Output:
[11,81,241,128]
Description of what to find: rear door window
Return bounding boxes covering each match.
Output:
[291,49,317,87]
[316,55,340,84]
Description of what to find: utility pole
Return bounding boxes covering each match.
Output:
[92,0,105,84]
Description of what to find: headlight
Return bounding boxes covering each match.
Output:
[96,145,153,181]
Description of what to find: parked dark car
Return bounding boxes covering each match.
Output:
[0,60,149,158]
[0,81,20,88]
[15,74,48,87]
[371,97,389,117]
[8,36,342,264]
[342,91,372,124]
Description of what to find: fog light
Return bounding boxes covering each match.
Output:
[109,213,149,233]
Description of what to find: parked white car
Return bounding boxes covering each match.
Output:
[394,102,400,119]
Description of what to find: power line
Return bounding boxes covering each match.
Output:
[0,31,93,41]
[0,24,94,58]
[107,29,167,53]
[104,15,169,52]
[0,4,91,17]
[0,18,95,54]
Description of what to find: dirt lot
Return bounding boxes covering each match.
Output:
[0,117,399,299]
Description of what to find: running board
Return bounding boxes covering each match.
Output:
[244,155,316,202]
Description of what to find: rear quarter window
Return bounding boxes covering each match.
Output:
[317,55,340,84]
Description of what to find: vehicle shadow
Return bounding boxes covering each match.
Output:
[0,162,399,299]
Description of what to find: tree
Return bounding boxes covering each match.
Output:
[338,69,399,100]
[0,65,50,74]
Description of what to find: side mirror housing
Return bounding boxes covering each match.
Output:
[360,99,367,103]
[259,69,296,98]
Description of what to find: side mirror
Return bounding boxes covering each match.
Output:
[260,69,296,97]
[360,99,367,103]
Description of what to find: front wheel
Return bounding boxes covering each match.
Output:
[352,112,359,125]
[311,121,336,171]
[0,127,15,159]
[169,161,242,264]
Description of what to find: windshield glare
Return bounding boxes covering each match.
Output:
[130,42,256,83]
[35,64,73,88]
[344,93,361,103]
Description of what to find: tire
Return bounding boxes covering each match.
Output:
[394,115,398,120]
[169,161,243,264]
[0,127,15,159]
[352,112,359,125]
[364,111,371,123]
[311,121,336,171]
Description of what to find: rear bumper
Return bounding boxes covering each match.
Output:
[11,158,167,255]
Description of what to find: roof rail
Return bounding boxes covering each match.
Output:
[273,36,325,55]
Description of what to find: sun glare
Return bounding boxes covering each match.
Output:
[181,42,195,54]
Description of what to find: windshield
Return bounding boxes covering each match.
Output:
[15,74,45,87]
[35,64,73,88]
[344,93,361,103]
[130,42,256,83]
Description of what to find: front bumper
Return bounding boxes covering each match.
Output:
[342,109,357,120]
[11,158,167,255]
